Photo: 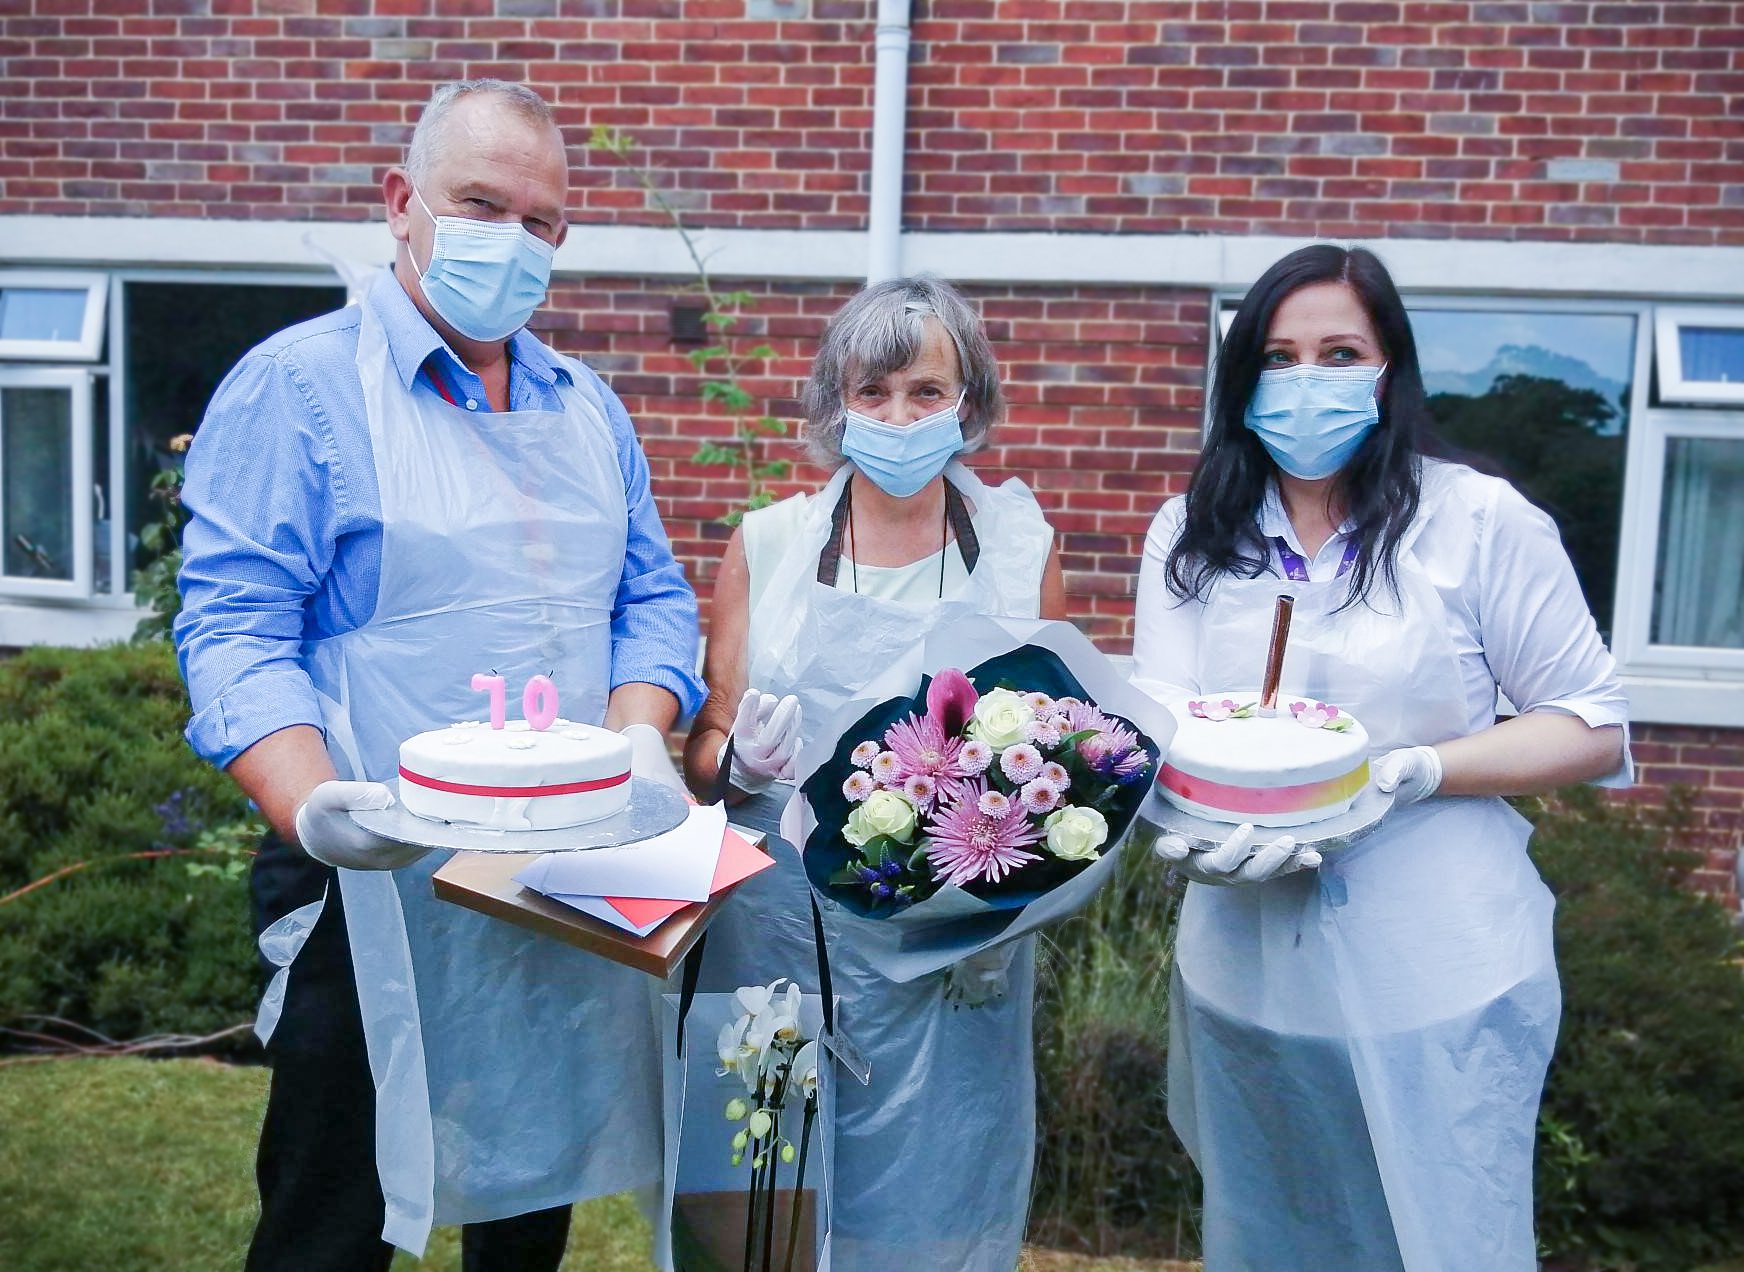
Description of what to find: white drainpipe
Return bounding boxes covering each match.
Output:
[866,0,913,283]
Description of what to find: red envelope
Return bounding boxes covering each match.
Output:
[605,825,775,929]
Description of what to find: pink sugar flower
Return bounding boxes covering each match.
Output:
[1000,743,1045,784]
[842,771,875,802]
[926,796,1046,888]
[1188,699,1236,722]
[1019,777,1062,814]
[1291,700,1339,730]
[884,711,964,779]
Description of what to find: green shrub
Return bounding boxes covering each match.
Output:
[1529,787,1744,1269]
[0,643,258,1049]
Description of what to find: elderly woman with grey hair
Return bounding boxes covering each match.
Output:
[683,275,1065,1271]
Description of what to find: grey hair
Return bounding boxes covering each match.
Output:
[405,79,557,186]
[800,275,1006,469]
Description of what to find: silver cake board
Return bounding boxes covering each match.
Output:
[350,776,691,855]
[1134,782,1395,855]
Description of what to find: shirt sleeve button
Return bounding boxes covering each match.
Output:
[464,398,478,411]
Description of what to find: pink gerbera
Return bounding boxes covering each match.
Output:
[926,794,1046,888]
[884,712,964,779]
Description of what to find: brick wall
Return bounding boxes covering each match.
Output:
[3,1,1740,244]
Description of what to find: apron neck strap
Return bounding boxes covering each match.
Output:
[816,478,981,586]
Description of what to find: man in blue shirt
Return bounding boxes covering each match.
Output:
[176,79,705,1270]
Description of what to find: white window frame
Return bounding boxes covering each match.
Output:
[0,270,109,361]
[0,366,94,599]
[1655,305,1744,406]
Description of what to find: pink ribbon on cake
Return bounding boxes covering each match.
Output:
[398,767,631,798]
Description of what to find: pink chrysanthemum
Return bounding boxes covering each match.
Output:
[1022,692,1055,714]
[870,750,904,784]
[1041,761,1070,788]
[1062,699,1118,736]
[1000,743,1044,784]
[884,712,964,779]
[842,771,875,802]
[851,740,880,768]
[978,789,1012,817]
[958,740,994,775]
[1019,777,1062,814]
[903,773,939,809]
[1026,719,1062,748]
[926,796,1046,888]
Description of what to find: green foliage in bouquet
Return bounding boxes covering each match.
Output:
[0,643,259,1051]
[802,645,1159,917]
[1527,786,1744,1269]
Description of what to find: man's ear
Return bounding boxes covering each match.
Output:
[384,168,414,243]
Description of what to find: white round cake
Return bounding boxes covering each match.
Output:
[397,719,633,831]
[1157,694,1370,828]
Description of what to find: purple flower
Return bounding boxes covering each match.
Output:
[1019,777,1062,814]
[885,711,964,779]
[925,668,980,736]
[1080,722,1152,785]
[1062,699,1119,735]
[925,795,1046,888]
[1000,743,1045,784]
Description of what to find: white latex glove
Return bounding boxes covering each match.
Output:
[944,943,1017,1007]
[1373,745,1444,806]
[620,722,686,793]
[717,689,803,795]
[1152,822,1321,886]
[293,780,431,871]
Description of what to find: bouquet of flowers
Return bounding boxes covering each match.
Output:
[827,667,1153,910]
[787,619,1172,987]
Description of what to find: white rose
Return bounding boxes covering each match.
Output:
[844,789,917,846]
[1043,806,1109,861]
[968,687,1037,752]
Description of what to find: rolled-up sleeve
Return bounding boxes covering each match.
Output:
[598,379,706,716]
[1478,480,1632,786]
[173,352,340,768]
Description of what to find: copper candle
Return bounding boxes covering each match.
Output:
[1258,594,1295,715]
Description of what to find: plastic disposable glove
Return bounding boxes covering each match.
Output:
[944,943,1018,1007]
[293,780,432,871]
[1373,745,1444,806]
[1152,822,1322,886]
[717,689,803,795]
[620,722,686,793]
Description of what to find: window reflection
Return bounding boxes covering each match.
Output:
[1655,437,1744,649]
[2,386,75,581]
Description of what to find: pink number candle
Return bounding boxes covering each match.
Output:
[522,674,560,732]
[471,673,508,730]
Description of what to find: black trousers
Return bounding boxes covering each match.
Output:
[246,832,573,1272]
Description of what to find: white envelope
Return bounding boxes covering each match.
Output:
[545,893,668,939]
[513,803,726,903]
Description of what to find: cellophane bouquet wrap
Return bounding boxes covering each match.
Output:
[783,616,1175,984]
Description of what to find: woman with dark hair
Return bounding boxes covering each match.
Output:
[1132,244,1629,1269]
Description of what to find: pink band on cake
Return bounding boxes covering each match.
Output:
[1158,763,1366,815]
[398,767,631,798]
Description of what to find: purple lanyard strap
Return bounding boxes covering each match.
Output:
[1272,535,1360,583]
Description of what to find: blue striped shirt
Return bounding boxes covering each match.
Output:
[175,269,705,769]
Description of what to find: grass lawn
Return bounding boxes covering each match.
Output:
[0,1056,1195,1272]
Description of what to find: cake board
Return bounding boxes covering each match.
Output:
[350,776,690,854]
[430,825,768,980]
[1134,783,1394,856]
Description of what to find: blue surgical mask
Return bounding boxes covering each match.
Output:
[1243,363,1386,480]
[412,187,555,342]
[840,393,966,498]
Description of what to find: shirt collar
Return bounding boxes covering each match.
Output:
[1258,479,1357,557]
[366,269,573,395]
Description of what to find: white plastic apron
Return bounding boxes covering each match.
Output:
[700,462,1051,1272]
[1167,491,1559,1272]
[267,302,663,1254]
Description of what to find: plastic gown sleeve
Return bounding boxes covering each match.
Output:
[1476,481,1632,786]
[1131,498,1200,704]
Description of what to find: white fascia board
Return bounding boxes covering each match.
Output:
[0,599,143,649]
[5,215,1744,299]
[1621,676,1744,731]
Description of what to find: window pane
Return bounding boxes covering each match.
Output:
[93,376,112,593]
[1677,326,1744,385]
[124,280,344,574]
[1416,310,1635,639]
[0,288,89,343]
[1653,437,1744,649]
[2,387,74,581]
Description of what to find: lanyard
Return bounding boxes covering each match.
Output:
[1272,534,1360,583]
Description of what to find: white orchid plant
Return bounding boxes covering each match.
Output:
[715,978,821,1272]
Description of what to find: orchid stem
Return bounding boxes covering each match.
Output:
[782,1100,817,1272]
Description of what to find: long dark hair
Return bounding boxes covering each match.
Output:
[1166,244,1437,609]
